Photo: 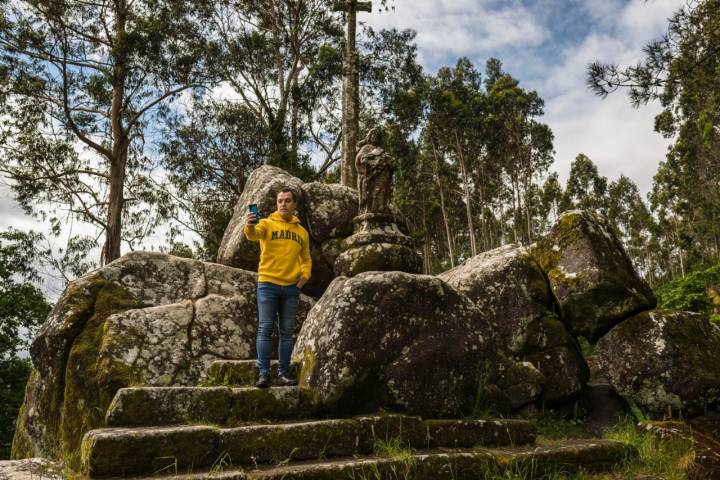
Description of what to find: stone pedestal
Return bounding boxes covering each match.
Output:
[334,213,421,277]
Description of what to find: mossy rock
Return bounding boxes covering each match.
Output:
[531,210,656,342]
[12,252,307,470]
[439,245,588,405]
[597,309,720,416]
[216,165,359,297]
[438,244,554,355]
[293,271,541,417]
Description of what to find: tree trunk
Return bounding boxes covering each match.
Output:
[454,132,477,257]
[474,160,487,252]
[431,144,455,268]
[290,102,299,166]
[102,0,128,265]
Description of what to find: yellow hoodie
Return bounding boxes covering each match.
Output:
[243,211,312,286]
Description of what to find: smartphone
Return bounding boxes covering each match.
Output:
[248,204,260,224]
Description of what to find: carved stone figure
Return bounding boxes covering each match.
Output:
[355,127,394,215]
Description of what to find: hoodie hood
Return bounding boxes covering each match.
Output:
[269,211,301,224]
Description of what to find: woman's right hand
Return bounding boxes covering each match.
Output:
[246,212,258,225]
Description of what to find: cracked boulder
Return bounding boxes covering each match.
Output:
[597,310,720,417]
[216,166,359,296]
[292,271,542,418]
[531,210,656,342]
[11,252,313,468]
[439,245,588,404]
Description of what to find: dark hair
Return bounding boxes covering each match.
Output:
[276,187,297,203]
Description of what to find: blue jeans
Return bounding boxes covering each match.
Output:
[256,282,300,377]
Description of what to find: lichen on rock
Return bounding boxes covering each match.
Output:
[530,210,656,342]
[292,271,541,417]
[11,252,313,469]
[597,309,720,416]
[439,244,588,404]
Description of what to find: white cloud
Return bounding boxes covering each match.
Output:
[368,0,684,197]
[368,0,548,64]
[544,88,671,194]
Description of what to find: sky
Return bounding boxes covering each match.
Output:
[365,0,682,193]
[0,0,684,278]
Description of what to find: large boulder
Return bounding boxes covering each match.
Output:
[438,245,588,404]
[531,210,656,342]
[292,271,542,418]
[438,244,552,354]
[11,252,313,467]
[302,181,357,240]
[216,166,358,296]
[597,310,720,417]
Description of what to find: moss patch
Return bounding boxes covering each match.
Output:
[9,370,35,459]
[59,279,139,470]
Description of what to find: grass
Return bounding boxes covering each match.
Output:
[372,437,416,479]
[536,412,592,442]
[603,418,695,480]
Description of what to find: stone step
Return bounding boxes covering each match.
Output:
[97,439,634,479]
[205,360,282,387]
[82,415,536,476]
[105,386,306,427]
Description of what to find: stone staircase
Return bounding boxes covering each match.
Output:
[80,360,635,479]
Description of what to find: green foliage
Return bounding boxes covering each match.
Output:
[561,154,607,214]
[655,263,720,315]
[372,437,416,477]
[393,57,555,273]
[577,337,597,359]
[167,242,195,259]
[0,358,31,459]
[0,230,52,460]
[0,0,213,261]
[0,230,51,360]
[588,0,720,282]
[535,412,592,442]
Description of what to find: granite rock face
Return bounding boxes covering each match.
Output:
[439,245,588,404]
[11,252,313,466]
[597,310,720,416]
[216,166,360,297]
[438,245,552,355]
[292,271,542,417]
[531,210,656,342]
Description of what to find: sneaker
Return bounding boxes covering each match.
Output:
[256,374,270,389]
[275,375,298,387]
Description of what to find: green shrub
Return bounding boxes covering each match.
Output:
[655,263,720,315]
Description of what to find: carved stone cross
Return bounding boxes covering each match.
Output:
[333,0,372,189]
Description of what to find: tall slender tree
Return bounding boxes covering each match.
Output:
[0,0,211,263]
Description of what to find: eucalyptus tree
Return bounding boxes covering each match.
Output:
[160,102,270,259]
[199,0,342,173]
[607,175,655,284]
[561,154,608,214]
[424,59,485,257]
[588,0,720,276]
[0,0,212,263]
[485,67,554,245]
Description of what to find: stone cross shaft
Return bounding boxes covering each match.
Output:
[333,0,372,189]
